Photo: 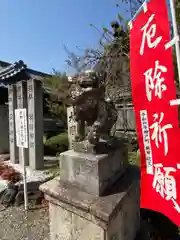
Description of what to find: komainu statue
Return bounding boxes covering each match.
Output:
[68,70,118,150]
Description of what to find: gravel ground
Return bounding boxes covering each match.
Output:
[0,204,50,240]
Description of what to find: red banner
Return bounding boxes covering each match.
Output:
[130,0,180,226]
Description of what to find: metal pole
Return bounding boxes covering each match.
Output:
[129,0,133,18]
[22,147,28,210]
[129,0,147,22]
[169,0,180,85]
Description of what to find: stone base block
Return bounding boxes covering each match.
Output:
[40,165,140,240]
[73,138,127,154]
[59,148,128,196]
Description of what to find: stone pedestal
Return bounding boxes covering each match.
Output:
[60,147,128,196]
[40,166,140,240]
[8,85,18,163]
[27,79,44,170]
[16,81,29,166]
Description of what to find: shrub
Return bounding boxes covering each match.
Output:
[44,132,69,155]
[0,164,21,183]
[128,151,140,167]
[44,131,61,142]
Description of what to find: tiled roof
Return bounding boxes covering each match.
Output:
[0,83,7,88]
[0,60,52,82]
[0,60,27,80]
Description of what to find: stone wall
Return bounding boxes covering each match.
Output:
[8,80,44,170]
[115,97,136,133]
[0,105,9,153]
[115,103,136,131]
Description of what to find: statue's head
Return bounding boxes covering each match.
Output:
[68,70,101,105]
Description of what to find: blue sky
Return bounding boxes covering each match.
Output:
[0,0,130,74]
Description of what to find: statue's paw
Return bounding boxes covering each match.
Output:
[75,135,80,141]
[75,135,84,142]
[88,133,100,145]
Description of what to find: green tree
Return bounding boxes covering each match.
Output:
[66,0,180,86]
[66,17,131,98]
[175,0,180,25]
[43,70,70,128]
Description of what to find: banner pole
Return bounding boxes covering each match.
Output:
[129,0,147,22]
[169,0,180,85]
[22,147,28,211]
